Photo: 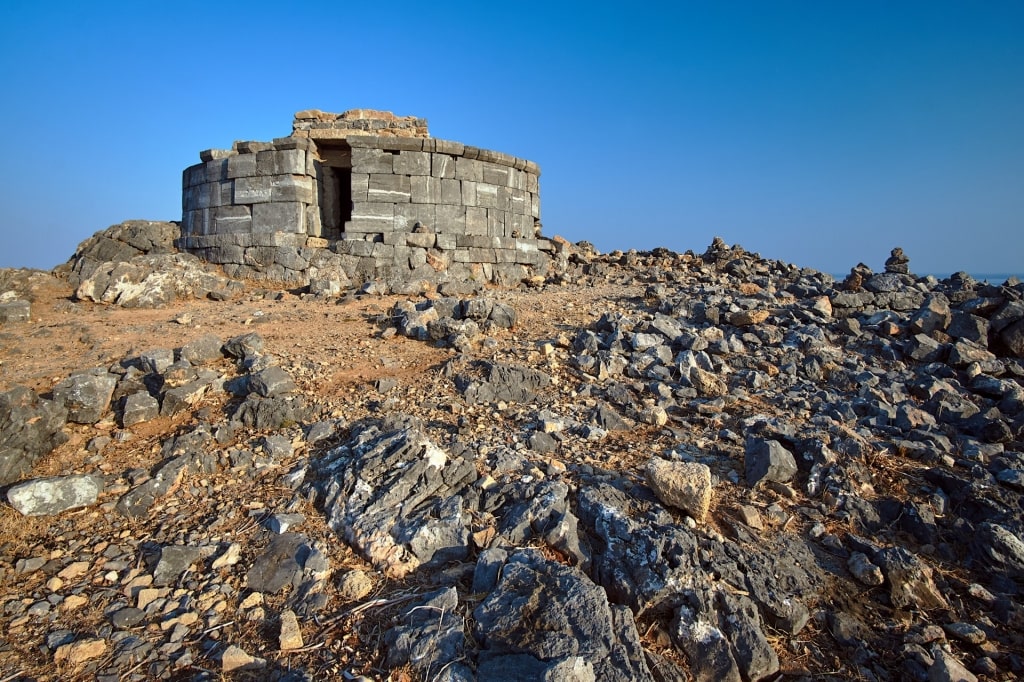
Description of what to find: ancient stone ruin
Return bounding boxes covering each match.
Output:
[178,109,551,285]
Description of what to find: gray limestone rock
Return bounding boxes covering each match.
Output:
[52,370,117,424]
[179,334,223,365]
[246,532,313,594]
[385,587,465,678]
[302,422,477,578]
[75,253,240,307]
[745,438,798,487]
[592,402,632,431]
[0,300,30,323]
[59,219,179,287]
[909,296,951,334]
[116,455,190,519]
[153,545,202,586]
[7,474,104,516]
[1000,318,1024,357]
[222,332,265,360]
[473,549,654,682]
[138,348,175,374]
[928,645,978,682]
[0,386,68,486]
[673,605,742,682]
[233,394,305,430]
[472,547,508,594]
[159,379,209,416]
[971,522,1024,580]
[121,391,159,427]
[457,361,551,405]
[488,301,517,328]
[847,551,885,586]
[491,479,588,568]
[249,366,297,397]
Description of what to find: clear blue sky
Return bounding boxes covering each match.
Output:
[1,1,1021,275]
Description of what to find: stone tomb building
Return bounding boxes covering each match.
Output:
[177,109,552,285]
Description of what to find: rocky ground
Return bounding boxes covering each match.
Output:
[1,226,1023,681]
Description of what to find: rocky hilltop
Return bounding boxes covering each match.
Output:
[0,224,1023,681]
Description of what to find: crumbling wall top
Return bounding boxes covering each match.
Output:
[292,109,429,140]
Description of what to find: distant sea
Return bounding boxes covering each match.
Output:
[829,272,1023,283]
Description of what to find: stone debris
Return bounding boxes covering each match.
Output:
[1,238,1023,680]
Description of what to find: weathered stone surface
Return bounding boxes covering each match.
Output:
[246,533,312,594]
[876,547,948,610]
[57,219,180,287]
[53,637,107,665]
[928,645,978,682]
[303,422,476,578]
[121,391,160,426]
[730,309,770,326]
[223,332,265,359]
[221,644,265,672]
[75,253,241,307]
[278,609,304,650]
[385,587,465,678]
[644,459,713,522]
[116,455,189,519]
[0,299,30,323]
[249,366,297,397]
[7,474,103,516]
[473,549,654,681]
[847,551,885,586]
[52,370,117,424]
[179,333,223,365]
[337,569,374,602]
[689,366,726,397]
[0,386,68,485]
[153,545,202,586]
[457,361,551,405]
[1000,317,1024,357]
[971,522,1024,580]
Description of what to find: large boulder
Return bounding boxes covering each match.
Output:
[74,253,242,307]
[57,220,180,287]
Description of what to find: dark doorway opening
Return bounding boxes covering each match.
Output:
[316,143,352,240]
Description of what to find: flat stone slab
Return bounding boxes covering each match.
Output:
[7,474,104,516]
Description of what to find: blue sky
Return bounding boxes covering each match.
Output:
[1,1,1021,275]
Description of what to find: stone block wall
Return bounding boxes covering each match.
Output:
[178,110,549,286]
